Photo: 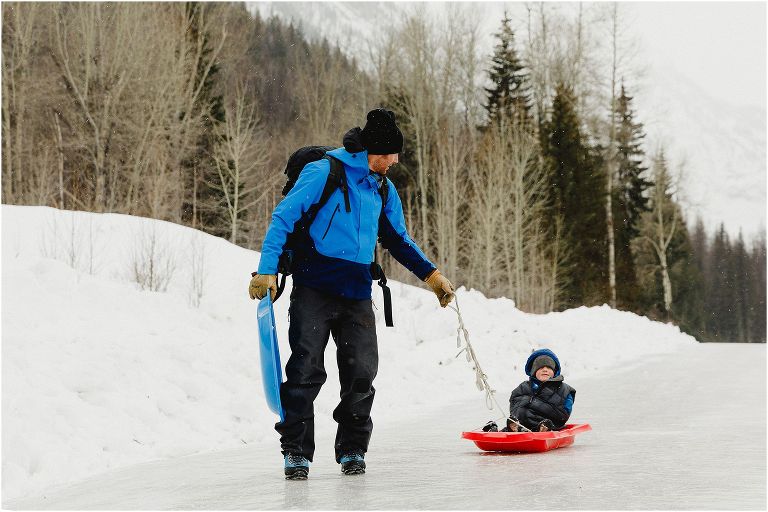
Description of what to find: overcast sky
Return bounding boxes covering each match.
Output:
[626,2,766,109]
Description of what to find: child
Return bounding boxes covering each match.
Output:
[483,348,576,433]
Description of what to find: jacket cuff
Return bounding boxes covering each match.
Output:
[257,255,278,275]
[419,266,438,282]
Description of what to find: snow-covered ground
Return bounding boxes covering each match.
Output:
[2,206,699,502]
[6,343,765,510]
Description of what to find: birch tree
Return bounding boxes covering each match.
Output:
[638,150,679,317]
[210,87,269,244]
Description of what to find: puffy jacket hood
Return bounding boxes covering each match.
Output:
[525,348,562,377]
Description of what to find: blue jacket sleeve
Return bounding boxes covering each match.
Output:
[257,160,329,274]
[564,393,574,414]
[378,179,436,280]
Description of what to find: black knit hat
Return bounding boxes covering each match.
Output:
[360,108,403,155]
[530,355,556,376]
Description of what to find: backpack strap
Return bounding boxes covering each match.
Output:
[300,155,348,229]
[371,177,393,327]
[378,178,389,207]
[324,155,351,213]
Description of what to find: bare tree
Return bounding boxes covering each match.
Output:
[130,222,176,293]
[293,42,360,143]
[50,3,138,211]
[209,86,269,244]
[188,232,207,308]
[637,150,680,317]
[2,2,43,204]
[605,2,619,309]
[471,120,564,310]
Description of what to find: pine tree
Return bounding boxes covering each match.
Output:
[749,233,767,342]
[543,83,607,307]
[181,2,227,234]
[691,217,709,276]
[707,224,734,341]
[484,12,532,129]
[731,231,750,342]
[685,217,709,339]
[613,83,652,309]
[666,216,705,337]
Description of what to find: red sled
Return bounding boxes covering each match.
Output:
[462,423,591,453]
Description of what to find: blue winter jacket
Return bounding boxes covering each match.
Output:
[257,134,435,300]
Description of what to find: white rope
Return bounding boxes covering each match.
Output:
[448,292,532,433]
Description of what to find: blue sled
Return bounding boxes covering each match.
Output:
[256,293,285,422]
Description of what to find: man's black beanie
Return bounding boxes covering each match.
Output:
[361,108,404,155]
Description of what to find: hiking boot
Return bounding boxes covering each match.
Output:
[284,454,310,480]
[482,420,499,432]
[339,453,366,475]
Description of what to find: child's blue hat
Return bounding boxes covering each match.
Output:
[525,348,561,377]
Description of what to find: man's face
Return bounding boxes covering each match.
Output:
[535,366,554,382]
[368,153,399,175]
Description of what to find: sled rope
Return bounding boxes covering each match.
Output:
[449,293,532,433]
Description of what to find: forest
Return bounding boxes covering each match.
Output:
[2,2,764,342]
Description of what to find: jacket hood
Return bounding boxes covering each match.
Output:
[325,127,369,175]
[343,127,366,153]
[525,348,562,377]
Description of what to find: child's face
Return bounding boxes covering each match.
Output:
[535,366,554,381]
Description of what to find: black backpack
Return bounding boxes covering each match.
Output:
[275,146,393,326]
[281,145,388,215]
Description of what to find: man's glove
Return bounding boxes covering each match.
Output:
[424,270,455,307]
[249,273,277,300]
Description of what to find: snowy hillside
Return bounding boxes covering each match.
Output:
[250,1,766,238]
[2,206,697,501]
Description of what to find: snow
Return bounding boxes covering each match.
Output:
[2,205,697,502]
[7,343,765,510]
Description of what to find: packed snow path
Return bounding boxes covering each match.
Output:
[7,343,765,510]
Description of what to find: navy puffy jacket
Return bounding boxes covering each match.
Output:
[508,349,576,430]
[257,142,435,299]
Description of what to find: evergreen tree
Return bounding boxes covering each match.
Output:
[667,216,705,337]
[749,233,767,342]
[706,224,735,341]
[543,83,607,307]
[691,217,709,276]
[731,231,750,342]
[613,83,652,309]
[181,2,227,234]
[484,12,532,129]
[685,217,710,338]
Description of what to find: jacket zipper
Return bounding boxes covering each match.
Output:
[322,203,341,240]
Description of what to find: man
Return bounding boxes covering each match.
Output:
[249,108,455,479]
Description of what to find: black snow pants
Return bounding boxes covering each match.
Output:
[275,285,378,462]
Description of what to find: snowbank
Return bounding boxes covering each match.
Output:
[1,205,697,500]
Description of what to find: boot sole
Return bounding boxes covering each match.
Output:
[285,468,309,480]
[341,463,366,475]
